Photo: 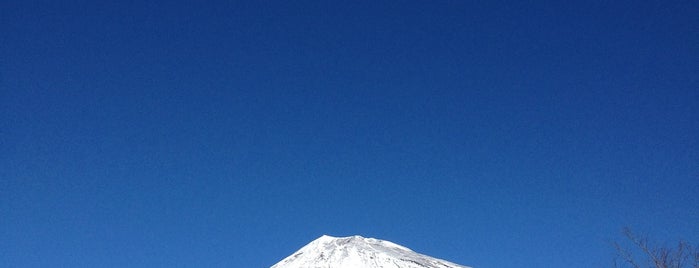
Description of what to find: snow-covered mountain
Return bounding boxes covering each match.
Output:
[271,235,470,268]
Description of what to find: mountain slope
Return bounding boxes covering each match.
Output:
[271,235,470,268]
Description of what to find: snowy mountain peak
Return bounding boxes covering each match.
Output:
[271,235,470,268]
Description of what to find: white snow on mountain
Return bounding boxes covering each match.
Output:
[271,235,470,268]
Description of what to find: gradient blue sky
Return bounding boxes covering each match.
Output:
[2,1,698,267]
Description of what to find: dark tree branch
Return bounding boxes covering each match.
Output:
[614,227,698,268]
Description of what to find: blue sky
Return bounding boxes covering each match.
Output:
[1,1,697,267]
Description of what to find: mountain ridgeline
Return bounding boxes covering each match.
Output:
[271,235,470,268]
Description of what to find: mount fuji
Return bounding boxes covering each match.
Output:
[271,235,470,268]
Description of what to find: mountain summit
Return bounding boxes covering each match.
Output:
[271,235,470,268]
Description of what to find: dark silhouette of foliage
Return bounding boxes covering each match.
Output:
[614,227,698,268]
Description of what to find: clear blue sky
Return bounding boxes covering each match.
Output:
[1,1,697,267]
